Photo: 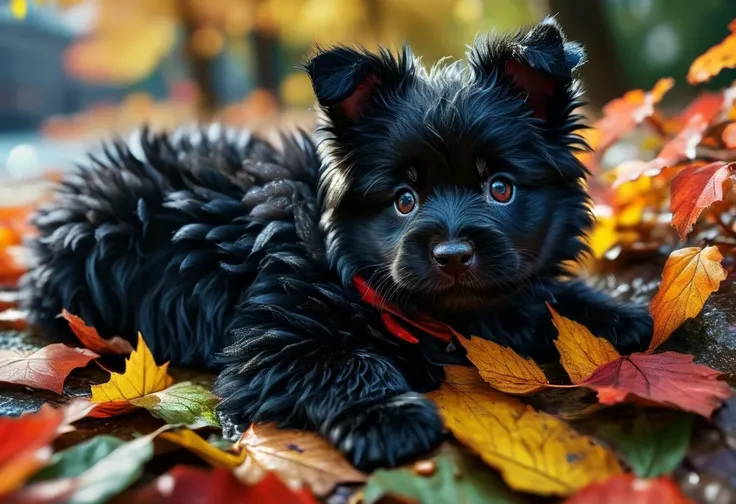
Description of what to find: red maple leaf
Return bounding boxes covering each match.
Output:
[579,351,732,418]
[670,161,735,241]
[62,310,134,355]
[564,474,693,504]
[0,405,64,497]
[0,343,99,394]
[131,466,318,504]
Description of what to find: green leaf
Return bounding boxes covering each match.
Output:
[12,426,170,504]
[30,436,125,482]
[130,381,220,429]
[363,450,527,504]
[595,412,693,478]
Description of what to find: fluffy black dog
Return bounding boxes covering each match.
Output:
[21,18,652,471]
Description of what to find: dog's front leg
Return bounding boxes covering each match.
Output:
[214,305,444,471]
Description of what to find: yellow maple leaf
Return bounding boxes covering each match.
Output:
[548,304,621,384]
[648,246,727,351]
[428,366,621,496]
[90,333,173,416]
[456,335,548,394]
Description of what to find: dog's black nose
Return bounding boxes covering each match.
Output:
[432,241,474,277]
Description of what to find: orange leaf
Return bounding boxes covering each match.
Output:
[0,343,98,394]
[455,334,548,394]
[670,162,735,240]
[236,423,367,498]
[723,122,736,148]
[428,366,621,496]
[548,304,620,384]
[61,310,134,355]
[89,333,173,417]
[688,19,736,84]
[648,246,727,350]
[564,474,693,504]
[579,351,732,418]
[131,466,318,504]
[594,78,674,152]
[0,405,64,497]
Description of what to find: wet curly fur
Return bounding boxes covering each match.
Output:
[21,18,652,471]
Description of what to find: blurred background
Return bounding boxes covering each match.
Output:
[0,0,734,181]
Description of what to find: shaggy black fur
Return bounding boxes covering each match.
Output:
[21,18,652,471]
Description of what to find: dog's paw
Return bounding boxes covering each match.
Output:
[321,392,444,472]
[600,304,653,354]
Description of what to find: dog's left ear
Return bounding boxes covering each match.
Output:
[468,17,585,126]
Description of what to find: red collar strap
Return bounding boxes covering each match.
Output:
[353,276,454,344]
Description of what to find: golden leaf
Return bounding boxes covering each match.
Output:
[90,333,173,416]
[160,429,245,469]
[587,215,619,260]
[648,246,727,351]
[456,335,548,394]
[236,423,367,498]
[428,366,622,496]
[548,304,621,384]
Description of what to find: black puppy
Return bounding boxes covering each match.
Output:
[21,18,651,471]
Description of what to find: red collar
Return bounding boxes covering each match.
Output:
[353,276,454,344]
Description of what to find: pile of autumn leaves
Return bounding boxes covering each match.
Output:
[2,19,736,504]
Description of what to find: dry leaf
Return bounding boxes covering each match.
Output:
[0,405,64,496]
[236,423,367,498]
[0,343,98,394]
[548,304,621,383]
[648,246,727,351]
[579,352,732,418]
[428,366,622,496]
[62,310,134,355]
[564,474,694,504]
[670,162,734,241]
[90,333,173,417]
[455,335,548,394]
[159,429,246,469]
[687,19,736,84]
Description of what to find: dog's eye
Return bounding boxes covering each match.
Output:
[488,177,514,203]
[395,190,417,215]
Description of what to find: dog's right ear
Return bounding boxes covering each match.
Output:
[303,46,415,127]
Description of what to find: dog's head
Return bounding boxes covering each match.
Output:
[305,18,592,315]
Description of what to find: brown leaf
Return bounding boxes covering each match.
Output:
[670,162,735,241]
[456,334,548,394]
[236,423,367,498]
[61,310,134,355]
[548,304,621,383]
[648,246,727,351]
[0,343,98,394]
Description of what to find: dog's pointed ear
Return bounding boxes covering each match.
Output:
[468,17,585,125]
[303,45,415,126]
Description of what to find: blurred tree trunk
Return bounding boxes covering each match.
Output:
[176,0,219,120]
[547,0,627,111]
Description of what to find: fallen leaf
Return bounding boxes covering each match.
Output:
[62,310,134,355]
[594,78,674,152]
[595,413,693,477]
[548,304,621,383]
[363,450,526,504]
[130,381,220,429]
[0,405,64,497]
[0,343,99,394]
[236,423,367,498]
[688,19,736,84]
[58,399,98,434]
[3,425,171,504]
[90,332,173,417]
[456,335,548,394]
[131,466,318,504]
[564,474,693,504]
[160,428,245,468]
[670,162,735,241]
[648,246,728,350]
[428,366,621,496]
[587,214,620,259]
[579,352,732,418]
